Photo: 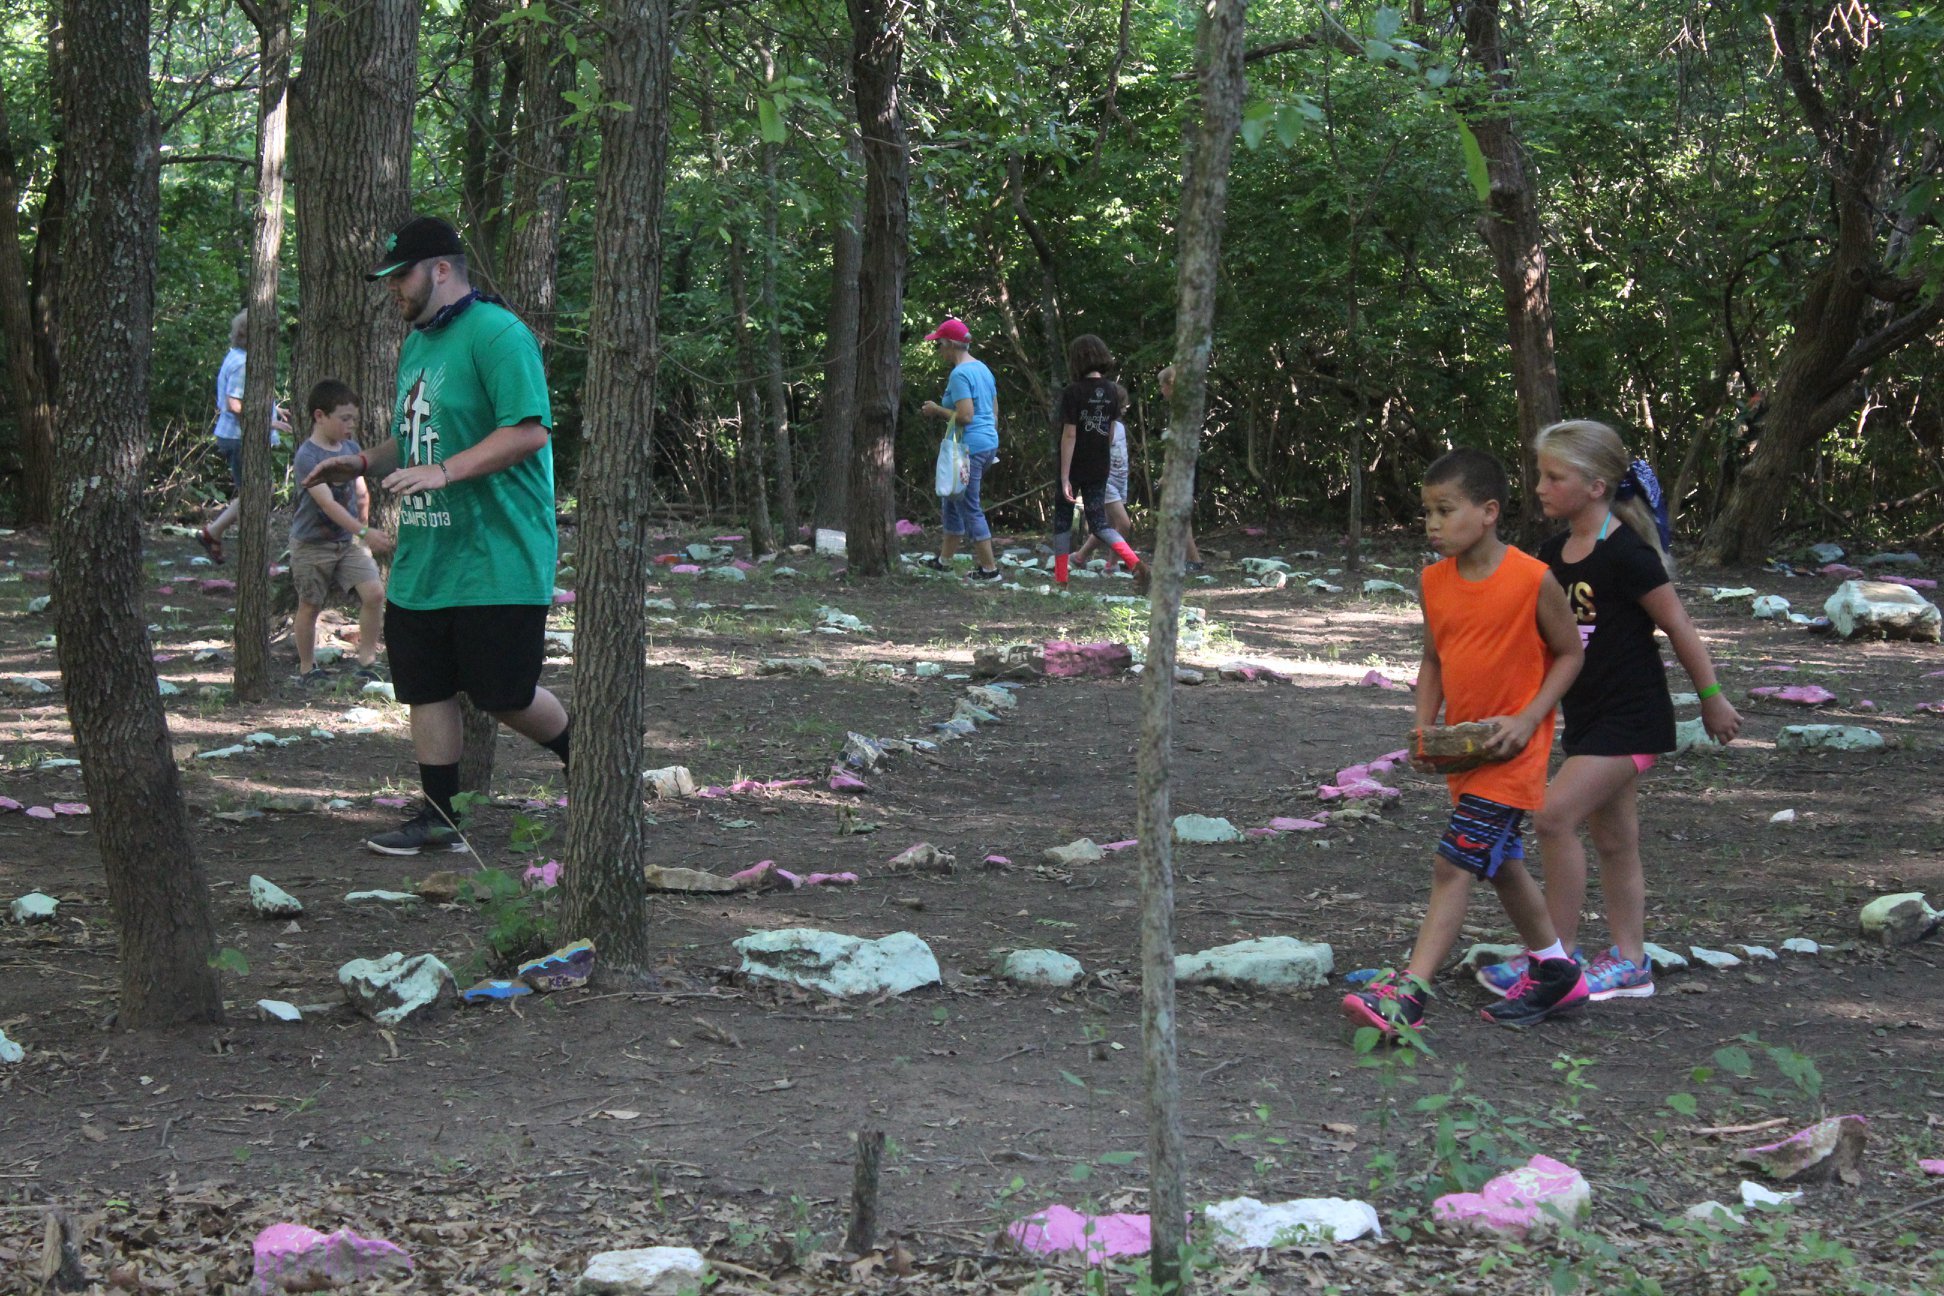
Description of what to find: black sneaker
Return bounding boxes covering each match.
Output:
[354,664,386,682]
[299,667,331,686]
[364,809,466,856]
[1339,972,1427,1040]
[1481,956,1591,1029]
[966,567,1003,583]
[1185,561,1206,573]
[918,556,950,572]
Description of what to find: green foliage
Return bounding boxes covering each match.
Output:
[458,866,556,969]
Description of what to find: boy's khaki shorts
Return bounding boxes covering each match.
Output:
[291,538,382,607]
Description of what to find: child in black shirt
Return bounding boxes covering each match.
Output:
[1052,335,1147,591]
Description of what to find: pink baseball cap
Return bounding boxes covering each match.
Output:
[924,317,970,343]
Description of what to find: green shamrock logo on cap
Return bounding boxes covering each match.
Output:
[386,233,399,252]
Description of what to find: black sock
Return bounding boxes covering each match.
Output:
[540,721,571,770]
[420,762,461,825]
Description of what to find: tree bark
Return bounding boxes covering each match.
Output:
[730,229,775,556]
[290,0,423,524]
[0,80,57,526]
[501,0,575,351]
[53,0,223,1029]
[813,133,863,531]
[1459,0,1559,541]
[562,0,673,981]
[459,0,515,286]
[1137,0,1246,1288]
[762,134,798,543]
[233,0,294,702]
[844,0,910,578]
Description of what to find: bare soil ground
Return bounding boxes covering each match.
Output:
[1,519,1941,1294]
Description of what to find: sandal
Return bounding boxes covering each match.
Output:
[195,527,225,564]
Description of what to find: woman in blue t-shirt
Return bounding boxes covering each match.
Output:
[919,317,1002,582]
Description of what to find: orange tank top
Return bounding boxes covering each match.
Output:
[1420,546,1556,810]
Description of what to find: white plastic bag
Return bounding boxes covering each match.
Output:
[935,430,970,497]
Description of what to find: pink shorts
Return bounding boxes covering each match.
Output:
[1630,754,1657,774]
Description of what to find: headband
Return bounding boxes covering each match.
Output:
[1613,458,1671,551]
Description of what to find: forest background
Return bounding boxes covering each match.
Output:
[3,0,1941,563]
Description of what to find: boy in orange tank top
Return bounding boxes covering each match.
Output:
[1342,449,1591,1039]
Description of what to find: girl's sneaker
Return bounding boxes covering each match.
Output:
[1481,957,1590,1029]
[1339,973,1427,1039]
[1476,947,1581,998]
[1584,947,1655,1000]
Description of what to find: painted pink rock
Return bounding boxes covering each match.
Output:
[1821,563,1865,578]
[250,1223,412,1292]
[1750,684,1836,706]
[1432,1154,1590,1239]
[828,772,869,793]
[522,860,562,890]
[1244,827,1280,838]
[1360,669,1407,689]
[157,584,175,595]
[1099,839,1139,853]
[1268,816,1327,832]
[983,854,1011,866]
[552,589,576,604]
[1318,775,1398,801]
[199,578,236,595]
[1007,1205,1152,1265]
[0,797,18,811]
[1857,699,1876,711]
[1241,525,1267,537]
[1919,702,1944,714]
[670,563,701,574]
[802,871,858,887]
[372,796,410,808]
[1043,641,1134,679]
[731,860,799,890]
[731,560,756,571]
[1879,575,1938,590]
[51,803,89,816]
[1737,1115,1868,1185]
[895,518,924,536]
[712,534,744,543]
[153,653,177,662]
[1919,1158,1944,1176]
[24,806,54,820]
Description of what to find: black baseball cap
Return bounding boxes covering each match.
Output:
[366,216,465,280]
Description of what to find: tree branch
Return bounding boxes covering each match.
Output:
[1822,289,1944,394]
[234,0,265,36]
[159,152,255,167]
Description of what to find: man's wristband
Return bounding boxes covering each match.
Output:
[357,453,368,474]
[1697,683,1722,700]
[356,525,369,538]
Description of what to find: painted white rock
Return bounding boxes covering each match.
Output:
[1780,938,1820,955]
[249,875,304,918]
[733,928,941,998]
[1752,595,1792,620]
[1736,944,1778,961]
[1642,942,1689,971]
[579,1247,710,1295]
[1859,892,1941,945]
[757,656,827,676]
[1777,724,1885,753]
[0,1028,22,1063]
[642,766,697,799]
[338,952,455,1025]
[1673,716,1723,755]
[1204,1196,1381,1249]
[997,949,1084,989]
[10,892,58,924]
[1689,945,1742,969]
[345,889,421,906]
[1176,937,1334,991]
[256,999,303,1023]
[1172,814,1243,844]
[1043,838,1104,866]
[1824,580,1941,642]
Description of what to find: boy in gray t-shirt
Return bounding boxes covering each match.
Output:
[290,379,392,684]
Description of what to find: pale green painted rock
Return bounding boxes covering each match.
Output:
[734,928,940,997]
[1043,838,1104,866]
[1859,892,1941,946]
[1643,942,1689,971]
[1173,814,1243,844]
[249,875,304,918]
[996,948,1084,989]
[10,892,57,924]
[1176,937,1335,991]
[1824,580,1942,642]
[1777,724,1885,753]
[338,952,455,1025]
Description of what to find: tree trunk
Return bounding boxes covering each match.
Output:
[762,135,798,543]
[1701,8,1944,562]
[844,0,910,578]
[290,0,423,524]
[53,0,223,1029]
[730,230,775,556]
[1459,0,1559,541]
[233,0,294,703]
[0,80,57,526]
[562,0,673,981]
[501,0,575,351]
[1138,0,1245,1288]
[459,0,514,286]
[813,136,863,531]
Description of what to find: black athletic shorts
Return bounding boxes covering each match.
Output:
[384,602,549,712]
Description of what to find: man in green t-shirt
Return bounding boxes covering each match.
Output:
[304,216,571,854]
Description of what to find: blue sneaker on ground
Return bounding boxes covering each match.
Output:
[1477,947,1582,998]
[1583,946,1655,1000]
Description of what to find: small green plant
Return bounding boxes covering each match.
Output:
[1551,1052,1598,1119]
[508,810,554,854]
[459,867,555,969]
[208,947,250,976]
